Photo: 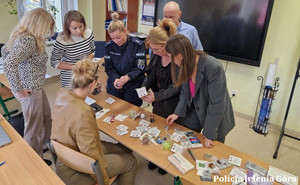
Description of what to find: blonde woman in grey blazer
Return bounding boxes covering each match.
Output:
[166,34,235,148]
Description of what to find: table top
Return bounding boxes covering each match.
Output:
[0,74,10,89]
[0,114,65,185]
[92,89,293,184]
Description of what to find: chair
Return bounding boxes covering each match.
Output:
[47,140,117,185]
[0,84,18,119]
[94,41,105,58]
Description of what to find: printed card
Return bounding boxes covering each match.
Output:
[171,143,185,154]
[116,124,128,131]
[115,114,128,122]
[135,87,148,98]
[105,97,116,104]
[139,119,150,127]
[228,155,242,167]
[170,132,183,142]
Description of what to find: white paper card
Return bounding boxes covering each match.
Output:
[106,97,116,104]
[135,87,148,98]
[170,132,183,142]
[171,143,184,154]
[96,109,110,119]
[148,127,161,137]
[228,155,242,166]
[115,114,128,122]
[130,130,142,138]
[116,124,128,131]
[117,130,128,136]
[103,116,112,124]
[85,96,96,105]
[268,166,298,185]
[139,119,150,127]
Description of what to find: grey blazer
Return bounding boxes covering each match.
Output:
[174,55,235,140]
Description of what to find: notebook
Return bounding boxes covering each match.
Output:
[0,124,12,147]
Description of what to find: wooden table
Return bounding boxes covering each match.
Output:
[88,59,297,184]
[0,114,65,185]
[0,74,10,89]
[91,89,296,184]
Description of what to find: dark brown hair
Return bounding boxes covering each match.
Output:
[165,34,207,87]
[62,10,86,41]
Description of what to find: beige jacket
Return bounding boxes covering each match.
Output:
[51,88,109,185]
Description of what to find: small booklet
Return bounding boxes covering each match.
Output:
[168,153,194,175]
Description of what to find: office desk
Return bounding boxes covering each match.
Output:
[0,114,65,185]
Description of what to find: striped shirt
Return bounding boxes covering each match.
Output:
[51,29,95,88]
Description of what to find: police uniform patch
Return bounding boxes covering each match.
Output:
[137,59,145,70]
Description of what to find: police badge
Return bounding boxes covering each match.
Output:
[137,59,145,70]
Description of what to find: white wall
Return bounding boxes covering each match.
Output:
[137,0,300,133]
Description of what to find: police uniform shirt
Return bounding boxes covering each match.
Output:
[104,36,146,82]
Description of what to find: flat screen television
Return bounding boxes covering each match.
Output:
[154,0,274,67]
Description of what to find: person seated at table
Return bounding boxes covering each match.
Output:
[104,12,146,106]
[141,19,181,175]
[51,10,95,88]
[51,59,137,185]
[165,34,235,148]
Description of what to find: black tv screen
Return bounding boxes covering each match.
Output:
[154,0,274,67]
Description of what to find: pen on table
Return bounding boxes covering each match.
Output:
[187,148,196,161]
[0,161,6,166]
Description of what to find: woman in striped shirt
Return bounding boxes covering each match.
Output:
[51,10,95,88]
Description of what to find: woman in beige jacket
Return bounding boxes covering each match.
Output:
[51,59,137,185]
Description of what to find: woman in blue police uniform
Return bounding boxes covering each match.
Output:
[105,12,146,106]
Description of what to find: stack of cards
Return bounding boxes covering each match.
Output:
[116,124,128,136]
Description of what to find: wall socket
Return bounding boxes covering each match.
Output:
[232,90,238,97]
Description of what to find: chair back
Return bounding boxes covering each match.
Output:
[94,41,105,58]
[47,140,105,185]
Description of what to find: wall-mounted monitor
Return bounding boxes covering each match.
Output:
[154,0,274,67]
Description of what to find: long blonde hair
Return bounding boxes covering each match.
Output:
[72,59,100,89]
[145,18,177,48]
[108,12,126,33]
[7,8,54,53]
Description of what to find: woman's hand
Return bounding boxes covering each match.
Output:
[141,92,155,103]
[118,75,130,87]
[114,78,122,89]
[17,89,32,98]
[203,135,214,148]
[166,114,179,126]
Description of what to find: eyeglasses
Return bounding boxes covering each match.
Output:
[93,64,99,79]
[151,45,165,53]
